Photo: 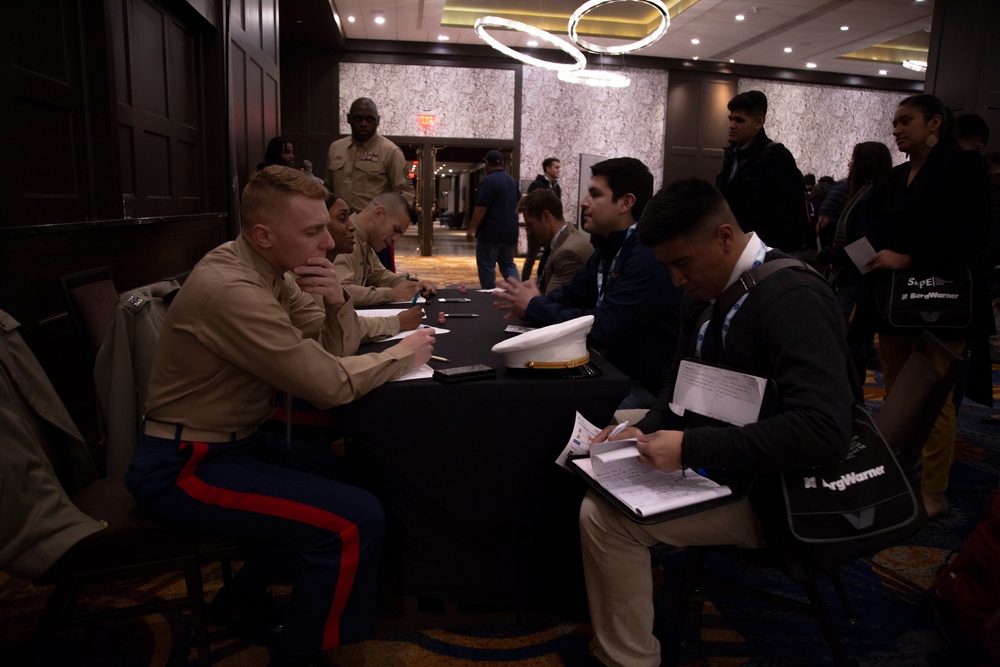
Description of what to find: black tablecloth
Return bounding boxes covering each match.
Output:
[341,289,630,612]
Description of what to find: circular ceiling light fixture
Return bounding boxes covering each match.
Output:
[902,59,927,72]
[474,16,586,71]
[568,0,671,55]
[558,69,631,88]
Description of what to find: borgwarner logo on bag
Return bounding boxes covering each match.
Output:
[902,275,961,301]
[814,465,887,491]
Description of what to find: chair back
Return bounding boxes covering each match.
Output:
[875,331,965,476]
[60,267,119,362]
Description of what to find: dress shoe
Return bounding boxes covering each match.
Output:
[207,584,283,644]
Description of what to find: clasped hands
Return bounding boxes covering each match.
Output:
[593,424,684,474]
[492,277,540,319]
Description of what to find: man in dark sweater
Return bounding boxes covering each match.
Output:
[579,178,853,666]
[716,90,811,253]
[493,157,682,408]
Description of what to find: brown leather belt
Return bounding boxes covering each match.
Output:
[143,421,256,443]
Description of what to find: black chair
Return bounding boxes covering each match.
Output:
[59,266,119,362]
[2,301,237,666]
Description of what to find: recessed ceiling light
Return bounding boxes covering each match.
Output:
[735,14,745,21]
[806,62,817,68]
[840,25,849,31]
[347,15,355,23]
[693,56,699,60]
[373,11,386,25]
[438,34,450,41]
[729,59,735,63]
[527,39,539,47]
[879,69,888,75]
[783,47,792,53]
[691,38,700,45]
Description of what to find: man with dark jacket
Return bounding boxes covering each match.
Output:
[579,179,853,666]
[493,157,682,408]
[716,90,811,253]
[522,157,563,281]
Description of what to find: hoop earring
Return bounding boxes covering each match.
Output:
[926,134,939,149]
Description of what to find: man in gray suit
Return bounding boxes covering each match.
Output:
[517,188,592,294]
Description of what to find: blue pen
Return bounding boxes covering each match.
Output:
[410,292,419,306]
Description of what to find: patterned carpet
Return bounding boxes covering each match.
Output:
[3,368,998,665]
[394,254,491,289]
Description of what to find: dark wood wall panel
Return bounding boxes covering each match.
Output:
[926,0,1000,152]
[663,73,736,186]
[281,52,339,173]
[3,1,90,225]
[228,0,280,190]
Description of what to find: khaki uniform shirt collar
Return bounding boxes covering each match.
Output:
[234,234,285,301]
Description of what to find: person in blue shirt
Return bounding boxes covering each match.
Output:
[466,150,521,288]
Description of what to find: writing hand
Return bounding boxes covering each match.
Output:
[396,306,423,331]
[399,327,435,366]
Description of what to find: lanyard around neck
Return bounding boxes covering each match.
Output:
[596,223,637,307]
[695,238,769,359]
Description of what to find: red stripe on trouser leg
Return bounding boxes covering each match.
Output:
[176,441,358,649]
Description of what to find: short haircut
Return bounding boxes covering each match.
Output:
[803,173,816,186]
[542,157,560,170]
[590,157,654,221]
[349,97,378,116]
[241,166,327,231]
[728,90,768,118]
[371,191,416,224]
[955,113,990,146]
[518,188,564,221]
[637,178,732,248]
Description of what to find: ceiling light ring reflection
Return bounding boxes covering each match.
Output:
[558,69,631,88]
[474,16,586,72]
[568,0,671,55]
[902,59,927,72]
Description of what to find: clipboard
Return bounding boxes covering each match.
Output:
[567,454,744,525]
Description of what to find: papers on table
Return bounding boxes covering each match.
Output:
[390,297,427,305]
[356,308,426,319]
[390,363,434,382]
[504,325,535,334]
[381,325,449,342]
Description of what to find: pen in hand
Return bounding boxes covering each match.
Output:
[608,421,629,440]
[410,291,419,306]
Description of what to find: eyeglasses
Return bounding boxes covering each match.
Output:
[350,115,378,124]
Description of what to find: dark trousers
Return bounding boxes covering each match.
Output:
[125,430,384,655]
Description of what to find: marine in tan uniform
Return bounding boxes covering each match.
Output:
[333,192,436,306]
[324,98,412,213]
[324,193,422,338]
[125,166,435,665]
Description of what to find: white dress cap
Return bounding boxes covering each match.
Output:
[491,315,594,369]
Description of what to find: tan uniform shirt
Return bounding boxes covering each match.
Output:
[310,293,401,341]
[144,235,415,432]
[324,134,412,212]
[333,214,408,306]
